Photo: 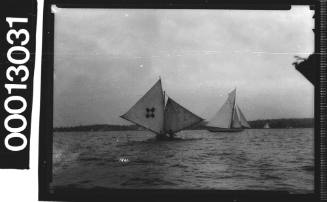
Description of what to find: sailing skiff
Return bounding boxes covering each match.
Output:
[120,79,203,140]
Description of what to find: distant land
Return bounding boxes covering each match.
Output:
[53,118,314,132]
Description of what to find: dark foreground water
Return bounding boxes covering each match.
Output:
[51,129,314,193]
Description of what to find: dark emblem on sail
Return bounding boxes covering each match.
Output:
[146,107,155,118]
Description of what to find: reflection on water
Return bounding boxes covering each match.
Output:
[51,129,314,193]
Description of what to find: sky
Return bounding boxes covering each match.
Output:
[53,6,314,127]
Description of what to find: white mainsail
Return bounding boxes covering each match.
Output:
[164,97,203,133]
[121,79,165,134]
[264,122,270,129]
[236,105,251,128]
[207,89,236,128]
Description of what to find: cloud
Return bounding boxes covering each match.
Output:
[53,7,314,127]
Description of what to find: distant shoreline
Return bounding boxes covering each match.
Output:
[53,118,314,132]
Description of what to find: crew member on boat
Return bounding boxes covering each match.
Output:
[167,129,176,139]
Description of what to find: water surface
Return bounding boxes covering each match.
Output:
[51,128,314,193]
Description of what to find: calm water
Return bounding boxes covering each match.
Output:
[51,129,314,193]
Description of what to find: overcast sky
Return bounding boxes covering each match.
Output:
[53,6,314,127]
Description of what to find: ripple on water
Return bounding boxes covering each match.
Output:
[121,177,177,187]
[51,129,314,193]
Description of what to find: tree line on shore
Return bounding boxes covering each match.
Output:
[247,118,313,129]
[53,118,314,132]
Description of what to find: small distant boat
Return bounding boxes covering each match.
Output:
[121,79,203,140]
[206,89,251,132]
[264,122,270,129]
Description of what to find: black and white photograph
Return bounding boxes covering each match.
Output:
[51,6,315,194]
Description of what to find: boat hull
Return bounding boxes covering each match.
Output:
[155,133,182,141]
[206,127,244,132]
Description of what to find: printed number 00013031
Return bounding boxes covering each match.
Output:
[3,17,30,152]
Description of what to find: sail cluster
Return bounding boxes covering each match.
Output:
[121,79,250,135]
[121,79,203,135]
[207,89,251,129]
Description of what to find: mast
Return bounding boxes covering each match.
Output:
[160,76,166,106]
[229,88,237,129]
[162,90,166,136]
[207,89,235,128]
[161,76,166,136]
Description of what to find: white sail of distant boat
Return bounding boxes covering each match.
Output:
[236,105,251,128]
[264,122,270,129]
[121,79,203,139]
[206,89,250,132]
[207,89,236,128]
[231,104,242,128]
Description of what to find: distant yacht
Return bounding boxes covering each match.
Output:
[264,122,270,129]
[120,79,203,140]
[206,89,251,132]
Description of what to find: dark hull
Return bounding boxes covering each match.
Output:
[207,127,244,132]
[155,133,180,141]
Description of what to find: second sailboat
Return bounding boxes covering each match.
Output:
[206,89,251,132]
